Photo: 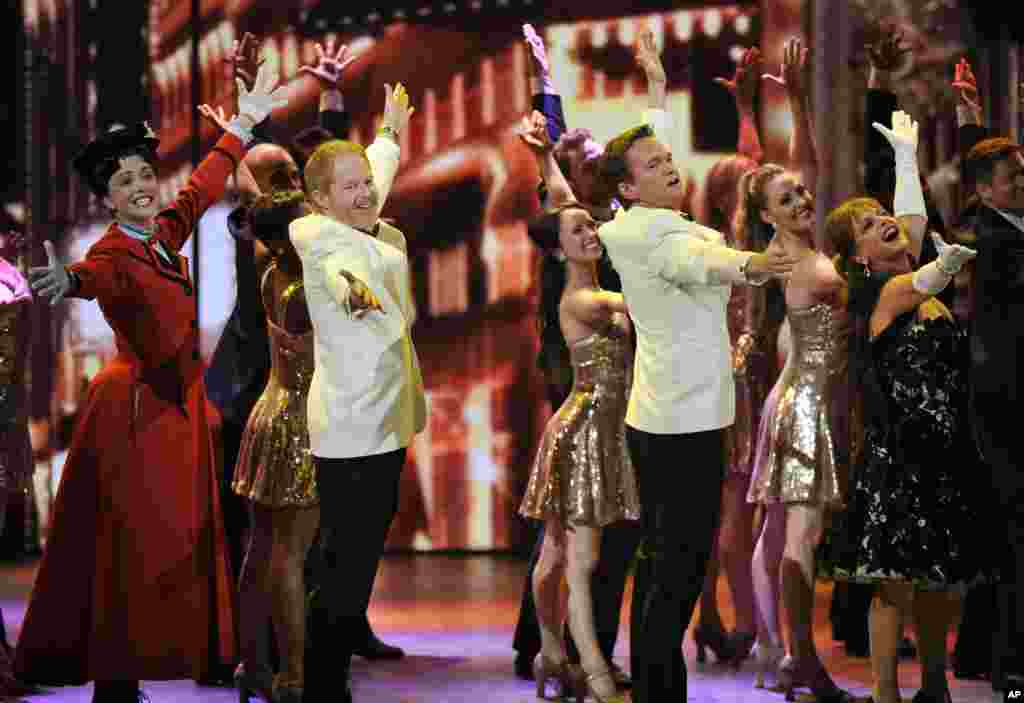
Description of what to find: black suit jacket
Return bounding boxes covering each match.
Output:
[970,205,1024,415]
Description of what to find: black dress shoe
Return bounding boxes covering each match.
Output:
[514,652,535,681]
[353,631,405,660]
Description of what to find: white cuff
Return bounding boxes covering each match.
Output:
[225,117,255,146]
[911,260,952,295]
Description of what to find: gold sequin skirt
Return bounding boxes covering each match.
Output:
[232,379,318,508]
[746,369,844,506]
[519,389,640,528]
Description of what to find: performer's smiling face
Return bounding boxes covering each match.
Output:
[618,137,685,210]
[319,152,379,232]
[104,154,160,228]
[558,206,603,263]
[854,205,914,274]
[761,172,815,236]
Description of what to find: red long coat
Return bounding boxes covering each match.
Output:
[14,133,244,684]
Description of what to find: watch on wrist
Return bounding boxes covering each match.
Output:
[378,125,399,142]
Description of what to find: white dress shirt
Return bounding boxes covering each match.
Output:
[290,136,427,458]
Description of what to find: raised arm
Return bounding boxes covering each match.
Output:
[524,24,568,144]
[520,110,574,208]
[872,111,927,261]
[763,38,816,186]
[367,83,413,216]
[299,38,357,138]
[863,28,907,198]
[713,47,765,162]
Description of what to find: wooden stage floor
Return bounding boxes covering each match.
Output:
[0,554,998,702]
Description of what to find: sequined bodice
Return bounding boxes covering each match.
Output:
[0,301,30,421]
[785,302,848,378]
[568,325,633,393]
[263,267,314,392]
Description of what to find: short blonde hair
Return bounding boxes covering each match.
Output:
[303,139,370,204]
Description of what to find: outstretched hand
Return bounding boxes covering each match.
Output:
[714,46,761,110]
[932,231,976,272]
[197,104,235,133]
[299,38,357,87]
[518,110,552,153]
[871,110,919,154]
[225,32,263,91]
[381,83,414,139]
[635,28,666,84]
[523,24,551,84]
[763,37,807,97]
[952,58,982,115]
[866,28,910,72]
[236,61,290,126]
[28,240,70,306]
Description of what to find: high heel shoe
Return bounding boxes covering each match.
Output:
[751,641,785,689]
[728,630,757,663]
[776,656,858,703]
[693,622,737,665]
[533,655,582,701]
[582,669,627,703]
[235,662,275,703]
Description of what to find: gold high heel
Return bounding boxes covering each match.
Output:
[582,668,627,703]
[752,641,786,690]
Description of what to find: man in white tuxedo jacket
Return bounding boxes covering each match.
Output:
[289,86,423,703]
[597,123,796,702]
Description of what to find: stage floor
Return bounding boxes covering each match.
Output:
[1,554,997,702]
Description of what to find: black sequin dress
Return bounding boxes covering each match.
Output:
[832,274,993,588]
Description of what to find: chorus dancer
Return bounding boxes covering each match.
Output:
[14,64,288,703]
[0,230,37,702]
[691,45,783,666]
[827,106,985,703]
[595,40,797,703]
[288,84,417,703]
[515,111,639,703]
[740,38,860,702]
[512,24,651,689]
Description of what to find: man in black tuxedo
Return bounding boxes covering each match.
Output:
[963,137,1024,699]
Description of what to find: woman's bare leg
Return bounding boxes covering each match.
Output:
[752,503,786,650]
[565,524,616,698]
[268,505,321,689]
[238,503,274,674]
[871,582,911,703]
[533,518,568,665]
[719,473,758,636]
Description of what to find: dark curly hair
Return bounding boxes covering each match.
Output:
[248,189,307,250]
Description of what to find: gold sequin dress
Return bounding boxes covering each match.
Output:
[0,259,32,501]
[519,324,640,527]
[232,264,318,508]
[747,301,848,505]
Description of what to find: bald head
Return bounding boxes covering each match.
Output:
[243,143,301,196]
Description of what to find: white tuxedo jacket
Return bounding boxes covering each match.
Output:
[290,137,426,458]
[599,205,755,435]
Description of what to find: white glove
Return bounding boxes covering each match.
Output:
[236,62,289,127]
[912,232,977,295]
[27,240,71,306]
[872,110,926,219]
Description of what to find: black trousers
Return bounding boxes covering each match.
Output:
[626,426,724,703]
[973,413,1024,691]
[511,519,642,663]
[306,449,406,693]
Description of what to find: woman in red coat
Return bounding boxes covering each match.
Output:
[16,66,287,703]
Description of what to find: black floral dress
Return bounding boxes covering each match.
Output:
[831,274,994,588]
